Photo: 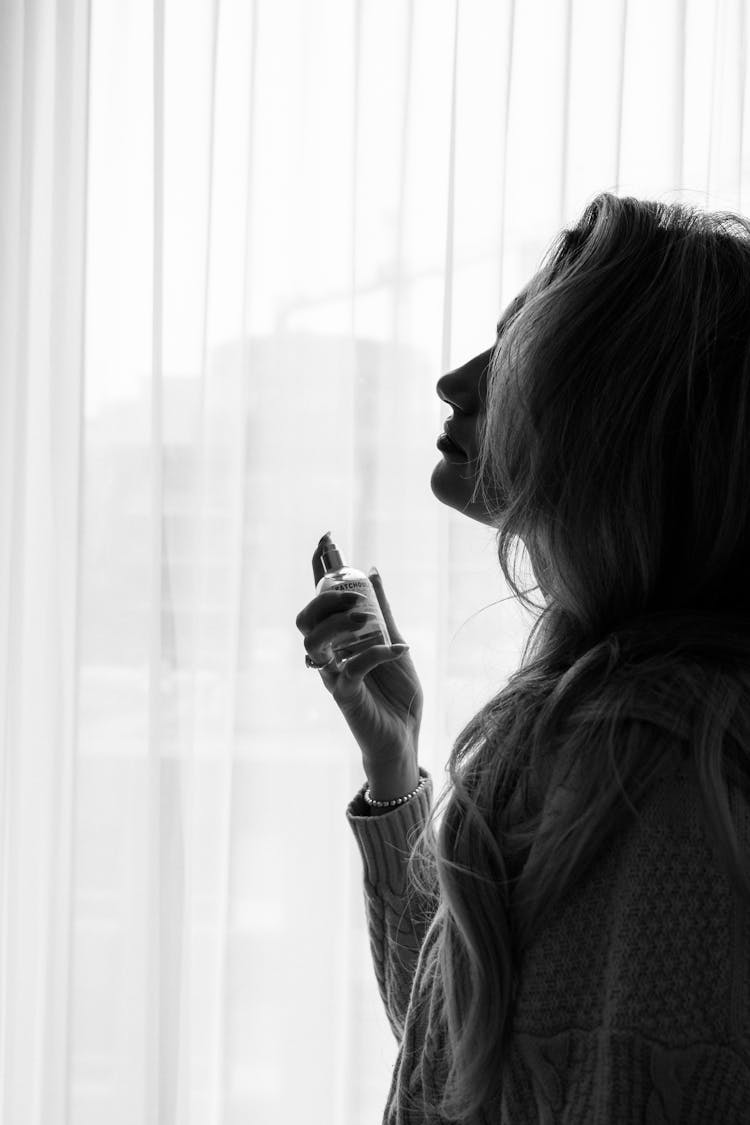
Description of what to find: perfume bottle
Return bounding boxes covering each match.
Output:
[315,533,392,667]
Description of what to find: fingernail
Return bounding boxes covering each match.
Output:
[368,566,380,579]
[392,643,409,651]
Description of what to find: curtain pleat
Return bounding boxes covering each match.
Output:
[148,0,165,1118]
[0,0,89,1122]
[2,1,750,1123]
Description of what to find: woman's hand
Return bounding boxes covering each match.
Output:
[295,537,423,769]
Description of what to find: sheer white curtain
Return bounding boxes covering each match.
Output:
[1,0,748,1121]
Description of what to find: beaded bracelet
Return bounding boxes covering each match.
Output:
[362,772,428,809]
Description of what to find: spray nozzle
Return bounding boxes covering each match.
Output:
[319,533,346,573]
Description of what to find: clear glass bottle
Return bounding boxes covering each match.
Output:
[316,534,391,668]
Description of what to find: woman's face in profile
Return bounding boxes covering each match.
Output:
[430,344,496,525]
[431,288,528,526]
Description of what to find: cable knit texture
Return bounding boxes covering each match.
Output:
[345,762,750,1123]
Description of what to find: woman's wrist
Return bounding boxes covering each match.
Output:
[364,755,421,812]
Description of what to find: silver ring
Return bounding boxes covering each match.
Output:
[305,652,337,671]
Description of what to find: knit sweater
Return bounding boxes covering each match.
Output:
[346,761,750,1123]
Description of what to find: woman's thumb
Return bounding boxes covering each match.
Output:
[368,566,404,646]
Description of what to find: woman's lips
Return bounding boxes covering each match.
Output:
[441,418,465,452]
[436,431,468,461]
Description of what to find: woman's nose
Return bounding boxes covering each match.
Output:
[436,347,494,412]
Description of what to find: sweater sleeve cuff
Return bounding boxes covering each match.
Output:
[344,766,434,892]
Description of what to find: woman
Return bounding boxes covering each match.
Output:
[295,192,750,1122]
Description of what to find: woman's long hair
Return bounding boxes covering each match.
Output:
[404,192,750,1122]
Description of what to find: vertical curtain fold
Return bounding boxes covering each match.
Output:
[148,0,165,1118]
[0,1,90,1122]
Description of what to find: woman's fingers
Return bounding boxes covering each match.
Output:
[368,569,404,646]
[332,643,410,695]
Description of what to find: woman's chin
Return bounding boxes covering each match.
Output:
[429,457,463,501]
[429,461,496,525]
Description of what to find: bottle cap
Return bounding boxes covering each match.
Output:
[320,535,346,573]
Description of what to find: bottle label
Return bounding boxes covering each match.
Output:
[318,576,392,662]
